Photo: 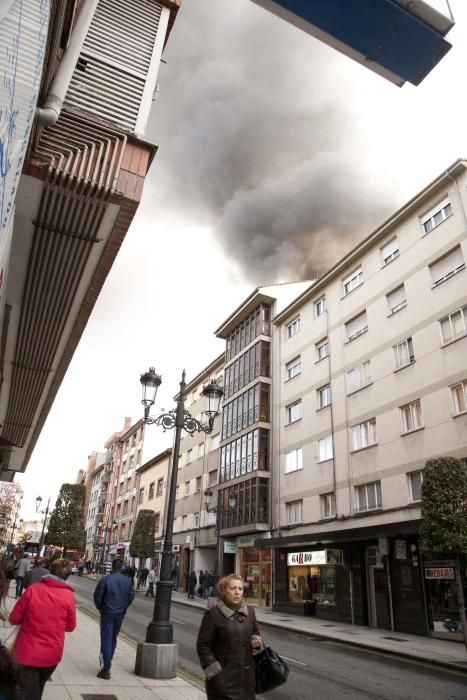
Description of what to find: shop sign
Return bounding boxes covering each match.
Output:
[425,567,454,580]
[224,541,237,554]
[378,537,389,555]
[172,545,180,552]
[287,550,326,566]
[395,539,407,560]
[116,543,126,549]
[236,535,255,548]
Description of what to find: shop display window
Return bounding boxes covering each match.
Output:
[287,553,340,605]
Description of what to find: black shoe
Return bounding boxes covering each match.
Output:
[97,670,111,680]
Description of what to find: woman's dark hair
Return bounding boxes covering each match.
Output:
[0,642,18,699]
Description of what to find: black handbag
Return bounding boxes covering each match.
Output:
[254,645,289,694]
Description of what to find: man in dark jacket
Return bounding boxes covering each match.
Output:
[93,558,134,680]
[23,556,49,588]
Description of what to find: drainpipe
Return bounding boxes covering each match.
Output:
[36,0,99,127]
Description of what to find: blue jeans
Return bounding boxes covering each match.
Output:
[15,576,24,597]
[99,613,125,672]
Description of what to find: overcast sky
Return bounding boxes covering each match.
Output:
[17,0,467,520]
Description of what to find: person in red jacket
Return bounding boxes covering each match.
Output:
[9,558,76,700]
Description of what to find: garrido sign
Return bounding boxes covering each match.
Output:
[287,551,326,566]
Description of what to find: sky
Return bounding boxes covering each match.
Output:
[17,0,467,520]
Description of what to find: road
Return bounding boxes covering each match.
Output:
[71,575,467,699]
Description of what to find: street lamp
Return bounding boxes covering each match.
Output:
[135,368,222,679]
[203,488,237,579]
[36,495,51,553]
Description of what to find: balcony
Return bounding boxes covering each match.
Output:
[218,476,269,534]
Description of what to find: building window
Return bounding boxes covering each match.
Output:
[286,500,302,524]
[440,306,467,344]
[451,379,467,415]
[154,513,160,533]
[314,296,326,317]
[195,476,202,492]
[400,399,423,434]
[318,435,333,462]
[386,284,407,315]
[173,519,177,533]
[393,337,414,370]
[352,418,377,450]
[209,470,217,487]
[408,471,423,503]
[148,482,155,500]
[429,246,465,287]
[156,478,163,497]
[317,384,331,409]
[184,481,190,496]
[287,317,300,338]
[182,515,187,530]
[380,237,399,265]
[186,449,193,463]
[316,337,329,361]
[345,311,368,342]
[198,443,205,459]
[320,492,336,519]
[286,400,302,424]
[346,361,371,394]
[194,512,200,528]
[138,487,144,504]
[286,356,301,380]
[355,481,382,512]
[211,434,220,451]
[420,197,452,234]
[175,485,180,500]
[285,448,303,474]
[342,266,363,296]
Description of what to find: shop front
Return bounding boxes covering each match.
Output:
[236,535,272,606]
[424,559,466,641]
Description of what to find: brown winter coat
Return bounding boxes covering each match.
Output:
[196,599,261,700]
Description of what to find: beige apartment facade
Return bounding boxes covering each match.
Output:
[270,159,467,638]
[136,448,172,575]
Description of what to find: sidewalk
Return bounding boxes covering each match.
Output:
[1,593,205,700]
[166,589,467,674]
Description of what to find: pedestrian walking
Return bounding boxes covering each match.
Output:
[23,557,49,589]
[196,574,263,700]
[187,570,197,599]
[9,558,76,700]
[202,570,210,599]
[141,566,149,587]
[93,558,134,680]
[0,557,15,598]
[145,567,156,598]
[14,554,31,598]
[77,558,85,577]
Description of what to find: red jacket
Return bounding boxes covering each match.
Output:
[9,576,76,667]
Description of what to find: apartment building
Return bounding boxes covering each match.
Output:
[172,356,224,590]
[110,420,145,562]
[85,459,106,561]
[270,159,467,638]
[136,448,172,575]
[213,283,309,605]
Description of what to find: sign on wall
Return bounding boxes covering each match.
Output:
[287,551,326,566]
[425,567,454,580]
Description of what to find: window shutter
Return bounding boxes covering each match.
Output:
[65,0,166,133]
[429,246,464,284]
[387,285,406,310]
[345,311,367,339]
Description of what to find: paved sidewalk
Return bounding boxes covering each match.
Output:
[166,589,467,674]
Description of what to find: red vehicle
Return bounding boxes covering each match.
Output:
[44,546,85,569]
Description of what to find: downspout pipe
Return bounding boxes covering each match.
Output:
[36,0,99,127]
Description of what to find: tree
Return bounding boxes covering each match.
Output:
[129,509,156,560]
[420,456,467,653]
[45,483,86,554]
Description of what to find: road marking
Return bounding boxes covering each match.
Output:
[170,617,186,625]
[281,655,307,666]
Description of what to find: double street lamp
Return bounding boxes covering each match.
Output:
[135,367,222,678]
[36,495,51,553]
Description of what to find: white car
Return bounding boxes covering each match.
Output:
[71,565,78,575]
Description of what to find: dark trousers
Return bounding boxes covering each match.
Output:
[17,664,57,700]
[100,613,125,672]
[145,582,154,597]
[15,576,24,597]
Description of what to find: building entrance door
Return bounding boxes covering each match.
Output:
[367,547,390,629]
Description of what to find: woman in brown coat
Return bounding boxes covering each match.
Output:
[196,574,263,700]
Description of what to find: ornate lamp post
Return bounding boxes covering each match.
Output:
[203,488,237,580]
[36,495,51,553]
[135,368,222,679]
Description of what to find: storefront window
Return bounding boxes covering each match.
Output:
[425,561,465,639]
[287,550,341,605]
[240,546,272,606]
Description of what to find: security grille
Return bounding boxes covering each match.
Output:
[65,0,162,131]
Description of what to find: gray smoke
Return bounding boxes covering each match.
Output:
[146,0,398,282]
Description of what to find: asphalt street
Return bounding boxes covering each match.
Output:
[70,575,467,699]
